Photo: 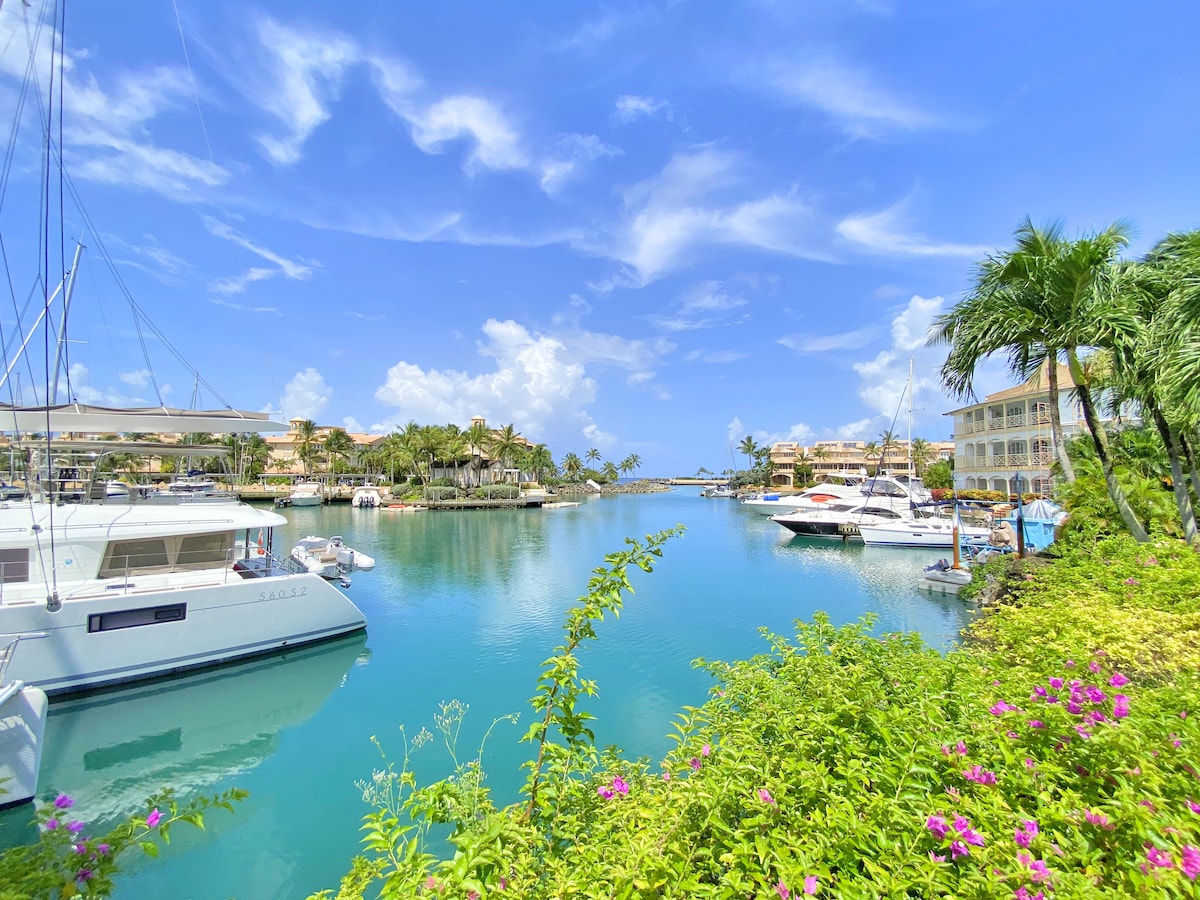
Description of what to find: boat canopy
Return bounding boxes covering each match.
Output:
[0,403,286,435]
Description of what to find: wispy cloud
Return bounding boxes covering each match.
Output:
[762,57,938,137]
[607,148,828,286]
[539,133,622,194]
[652,280,749,331]
[251,17,360,165]
[683,349,748,364]
[837,202,989,257]
[203,216,316,295]
[405,95,527,173]
[777,325,879,354]
[208,296,282,315]
[613,94,671,123]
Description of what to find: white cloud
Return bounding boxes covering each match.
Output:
[764,57,938,136]
[405,95,527,174]
[652,280,749,331]
[251,18,359,165]
[610,149,827,286]
[684,349,748,364]
[539,133,621,194]
[281,368,332,422]
[63,363,143,406]
[0,6,227,199]
[850,294,949,428]
[777,326,879,354]
[107,235,192,284]
[837,202,989,258]
[203,216,317,295]
[119,369,153,388]
[613,94,670,123]
[342,416,365,433]
[835,418,875,440]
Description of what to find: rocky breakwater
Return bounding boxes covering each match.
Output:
[554,479,671,496]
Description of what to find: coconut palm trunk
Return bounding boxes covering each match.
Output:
[1044,357,1075,482]
[1148,406,1198,542]
[1068,354,1149,541]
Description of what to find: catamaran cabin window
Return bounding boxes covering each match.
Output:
[99,531,235,577]
[0,548,29,583]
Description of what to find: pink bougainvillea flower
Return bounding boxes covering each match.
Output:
[424,875,441,890]
[701,743,711,757]
[953,815,971,833]
[662,771,671,782]
[1074,724,1092,739]
[963,766,997,785]
[990,701,1018,716]
[1084,810,1110,829]
[961,827,985,848]
[612,776,630,795]
[1032,686,1047,699]
[1088,660,1102,673]
[1065,659,1077,668]
[597,786,614,800]
[73,843,86,854]
[1014,820,1038,848]
[54,793,74,810]
[66,820,85,834]
[803,875,818,895]
[1113,695,1130,719]
[955,740,968,755]
[1024,757,1035,769]
[774,879,790,899]
[1110,672,1129,687]
[929,851,946,862]
[95,843,111,856]
[145,809,162,829]
[1123,577,1139,585]
[1028,719,1045,729]
[950,840,970,860]
[1188,800,1200,814]
[1146,847,1174,868]
[1048,677,1064,690]
[759,788,776,805]
[1066,700,1083,715]
[75,869,93,884]
[1180,845,1199,880]
[926,815,949,839]
[468,892,480,900]
[689,757,701,771]
[1084,686,1106,703]
[43,819,58,831]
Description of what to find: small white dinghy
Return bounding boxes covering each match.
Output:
[290,535,376,583]
[0,633,49,809]
[920,558,972,594]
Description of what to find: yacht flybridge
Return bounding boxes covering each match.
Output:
[0,411,367,695]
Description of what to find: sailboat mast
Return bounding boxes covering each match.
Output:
[49,242,86,405]
[907,356,914,478]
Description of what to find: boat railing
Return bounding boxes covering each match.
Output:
[0,631,49,685]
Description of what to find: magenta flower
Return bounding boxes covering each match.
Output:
[76,869,93,884]
[961,827,985,848]
[1113,695,1130,719]
[689,757,701,771]
[1110,672,1129,687]
[597,785,614,800]
[1048,677,1064,690]
[145,808,162,828]
[96,843,111,856]
[990,701,1018,716]
[1024,757,1035,769]
[1065,659,1076,668]
[66,820,85,834]
[775,880,790,899]
[1014,820,1038,848]
[1084,686,1106,703]
[73,843,87,855]
[1188,800,1200,814]
[1029,719,1045,729]
[1017,852,1051,882]
[953,815,971,833]
[950,840,970,860]
[758,788,776,805]
[1123,577,1139,585]
[1181,845,1199,880]
[955,740,968,755]
[1088,660,1102,673]
[1084,810,1110,829]
[963,766,997,785]
[1146,847,1174,869]
[929,850,946,862]
[926,815,949,839]
[54,793,75,810]
[803,875,818,895]
[701,742,711,757]
[43,819,58,831]
[662,771,671,782]
[612,776,630,796]
[1066,700,1083,715]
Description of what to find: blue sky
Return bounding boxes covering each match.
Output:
[0,1,1195,476]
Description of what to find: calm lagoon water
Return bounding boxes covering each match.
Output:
[1,488,975,898]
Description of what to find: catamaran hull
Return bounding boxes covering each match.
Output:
[0,574,365,695]
[0,681,47,808]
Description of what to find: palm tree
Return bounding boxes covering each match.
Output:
[439,425,471,486]
[465,421,492,487]
[585,447,602,466]
[525,444,554,484]
[931,217,1148,540]
[811,446,829,476]
[323,428,354,475]
[909,437,933,478]
[601,460,619,483]
[738,436,758,474]
[488,425,523,484]
[877,430,899,470]
[560,452,583,481]
[793,450,813,486]
[861,441,880,474]
[293,419,320,477]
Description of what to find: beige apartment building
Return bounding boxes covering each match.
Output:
[945,364,1080,497]
[767,438,954,488]
[263,418,387,475]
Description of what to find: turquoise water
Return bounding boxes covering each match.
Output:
[1,490,974,898]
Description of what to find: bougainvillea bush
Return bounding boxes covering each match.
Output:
[312,530,1199,899]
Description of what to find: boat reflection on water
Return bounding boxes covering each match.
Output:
[0,633,368,846]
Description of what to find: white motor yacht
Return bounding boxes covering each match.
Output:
[0,407,367,696]
[770,499,909,539]
[858,515,992,548]
[288,482,324,507]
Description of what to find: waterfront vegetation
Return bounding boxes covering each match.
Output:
[6,220,1200,897]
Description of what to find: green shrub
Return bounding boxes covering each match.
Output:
[474,484,518,500]
[423,486,460,501]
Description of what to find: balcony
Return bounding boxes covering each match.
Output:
[956,450,1054,471]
